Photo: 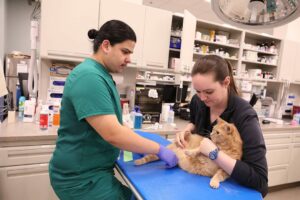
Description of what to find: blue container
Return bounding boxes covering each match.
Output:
[134,106,143,129]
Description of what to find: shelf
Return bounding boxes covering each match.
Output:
[194,39,240,49]
[170,33,181,38]
[243,48,278,56]
[193,52,238,61]
[242,60,277,67]
[136,78,175,83]
[169,48,181,52]
[234,76,284,83]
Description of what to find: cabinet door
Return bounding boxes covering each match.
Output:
[0,164,58,200]
[268,165,289,187]
[142,7,172,69]
[266,144,291,167]
[180,10,196,73]
[293,43,300,83]
[40,0,99,61]
[288,143,300,183]
[279,40,297,81]
[99,0,145,67]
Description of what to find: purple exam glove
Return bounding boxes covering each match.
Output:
[157,145,178,168]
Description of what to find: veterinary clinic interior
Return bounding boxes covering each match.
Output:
[1,0,300,199]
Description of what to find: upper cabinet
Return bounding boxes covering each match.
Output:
[99,0,146,67]
[168,11,196,73]
[40,0,99,61]
[99,0,172,69]
[142,7,172,69]
[279,40,300,83]
[181,10,197,73]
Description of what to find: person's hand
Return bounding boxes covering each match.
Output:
[175,131,190,148]
[157,145,178,168]
[197,138,218,157]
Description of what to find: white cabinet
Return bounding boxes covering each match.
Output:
[288,143,300,183]
[99,0,145,67]
[263,131,300,187]
[180,10,196,73]
[0,164,57,200]
[0,145,58,200]
[142,7,172,69]
[40,0,99,61]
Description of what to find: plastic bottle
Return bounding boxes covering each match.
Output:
[168,105,175,124]
[18,96,26,119]
[23,99,36,123]
[40,105,49,130]
[134,106,143,129]
[52,101,60,126]
[130,108,136,125]
[35,100,43,124]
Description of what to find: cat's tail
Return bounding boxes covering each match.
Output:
[134,154,159,166]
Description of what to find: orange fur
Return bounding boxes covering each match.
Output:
[134,117,243,188]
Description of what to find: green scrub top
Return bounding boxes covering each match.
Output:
[49,58,132,200]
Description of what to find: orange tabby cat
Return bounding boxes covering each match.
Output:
[134,117,243,188]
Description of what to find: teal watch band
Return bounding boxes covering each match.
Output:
[208,148,219,160]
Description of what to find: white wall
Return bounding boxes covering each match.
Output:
[5,0,37,55]
[274,17,300,42]
[0,0,6,62]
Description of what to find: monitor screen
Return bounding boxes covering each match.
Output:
[161,84,188,103]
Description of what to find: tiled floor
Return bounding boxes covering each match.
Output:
[264,186,300,200]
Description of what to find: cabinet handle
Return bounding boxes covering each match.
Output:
[47,51,90,59]
[7,147,55,158]
[269,165,288,171]
[146,63,164,68]
[7,164,48,177]
[266,144,290,150]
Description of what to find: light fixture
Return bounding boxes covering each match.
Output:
[211,0,300,29]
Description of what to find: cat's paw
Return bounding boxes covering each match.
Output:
[209,179,220,189]
[134,159,143,165]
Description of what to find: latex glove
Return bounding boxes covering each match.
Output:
[175,131,190,148]
[157,145,178,168]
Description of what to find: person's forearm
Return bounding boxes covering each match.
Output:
[107,125,160,154]
[215,151,236,175]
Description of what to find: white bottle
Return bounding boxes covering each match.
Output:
[167,105,175,124]
[23,100,36,122]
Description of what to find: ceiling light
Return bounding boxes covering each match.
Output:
[211,0,300,29]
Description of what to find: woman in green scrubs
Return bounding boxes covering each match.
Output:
[49,20,178,200]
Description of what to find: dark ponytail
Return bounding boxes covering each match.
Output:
[191,55,238,95]
[87,20,137,53]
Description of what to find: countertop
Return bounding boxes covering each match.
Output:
[1,117,300,145]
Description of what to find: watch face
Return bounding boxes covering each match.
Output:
[209,148,218,160]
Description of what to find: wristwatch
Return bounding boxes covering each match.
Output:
[208,148,219,160]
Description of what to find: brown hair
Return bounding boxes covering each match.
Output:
[191,55,238,95]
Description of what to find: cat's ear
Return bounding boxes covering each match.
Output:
[217,117,226,124]
[223,124,233,134]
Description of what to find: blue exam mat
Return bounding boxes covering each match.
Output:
[117,130,262,200]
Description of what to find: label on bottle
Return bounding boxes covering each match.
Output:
[40,114,48,130]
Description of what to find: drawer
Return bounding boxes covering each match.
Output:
[268,165,289,187]
[294,133,300,143]
[264,133,293,145]
[266,144,292,167]
[0,145,55,167]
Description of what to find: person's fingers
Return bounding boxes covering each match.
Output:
[176,132,184,148]
[179,131,187,148]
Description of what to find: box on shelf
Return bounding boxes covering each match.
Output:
[169,57,181,71]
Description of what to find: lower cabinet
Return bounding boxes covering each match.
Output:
[264,131,300,187]
[0,163,58,200]
[288,143,300,183]
[0,145,58,200]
